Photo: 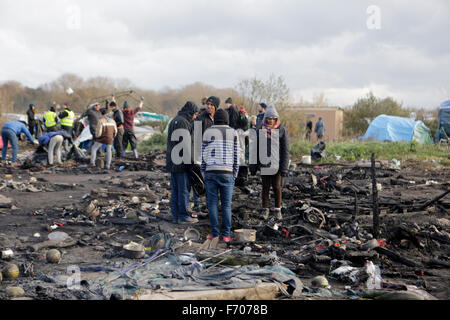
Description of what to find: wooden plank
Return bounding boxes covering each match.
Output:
[135,282,281,300]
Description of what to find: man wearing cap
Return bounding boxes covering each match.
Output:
[196,96,219,135]
[191,96,220,212]
[76,102,103,138]
[201,108,240,242]
[43,106,59,132]
[91,108,117,170]
[26,103,37,136]
[122,98,143,159]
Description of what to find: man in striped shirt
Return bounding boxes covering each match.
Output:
[201,109,240,242]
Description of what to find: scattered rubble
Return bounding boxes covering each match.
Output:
[0,152,449,300]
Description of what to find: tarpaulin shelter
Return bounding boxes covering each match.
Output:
[134,112,169,125]
[360,114,433,144]
[436,100,450,142]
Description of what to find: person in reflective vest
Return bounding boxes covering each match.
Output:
[58,103,75,151]
[44,106,59,132]
[59,103,75,133]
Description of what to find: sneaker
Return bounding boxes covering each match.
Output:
[179,216,198,224]
[222,236,232,243]
[189,212,199,219]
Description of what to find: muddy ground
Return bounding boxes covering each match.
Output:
[0,149,449,300]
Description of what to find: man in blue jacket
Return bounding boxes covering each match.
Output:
[1,121,38,163]
[38,131,73,166]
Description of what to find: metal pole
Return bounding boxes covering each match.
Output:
[371,153,379,238]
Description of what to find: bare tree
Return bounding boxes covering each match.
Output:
[236,73,290,113]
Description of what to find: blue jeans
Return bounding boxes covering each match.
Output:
[170,172,191,222]
[193,190,200,207]
[205,173,235,238]
[1,129,19,162]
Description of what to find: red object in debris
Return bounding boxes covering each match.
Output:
[55,222,67,227]
[281,228,290,238]
[377,240,387,247]
[315,244,327,251]
[313,166,324,169]
[334,242,341,247]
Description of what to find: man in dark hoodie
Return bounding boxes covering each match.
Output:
[166,101,199,224]
[250,105,290,220]
[224,97,240,129]
[256,103,267,128]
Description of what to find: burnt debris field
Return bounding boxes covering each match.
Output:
[0,151,449,300]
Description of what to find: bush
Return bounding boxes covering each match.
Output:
[138,133,167,153]
[289,138,449,165]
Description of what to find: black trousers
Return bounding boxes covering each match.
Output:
[122,128,137,150]
[261,172,282,208]
[114,127,124,157]
[28,121,36,136]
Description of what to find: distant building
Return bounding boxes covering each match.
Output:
[285,106,344,141]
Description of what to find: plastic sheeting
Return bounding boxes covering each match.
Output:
[436,101,450,142]
[73,125,93,147]
[88,252,303,299]
[360,114,432,144]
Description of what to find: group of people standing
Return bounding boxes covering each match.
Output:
[166,97,290,243]
[305,117,326,141]
[1,96,143,168]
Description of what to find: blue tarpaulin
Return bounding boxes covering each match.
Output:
[436,100,450,142]
[361,114,432,144]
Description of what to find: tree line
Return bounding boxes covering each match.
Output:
[0,73,439,138]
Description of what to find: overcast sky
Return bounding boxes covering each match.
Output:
[0,0,449,108]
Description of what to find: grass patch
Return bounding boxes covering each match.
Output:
[290,139,450,166]
[138,133,167,153]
